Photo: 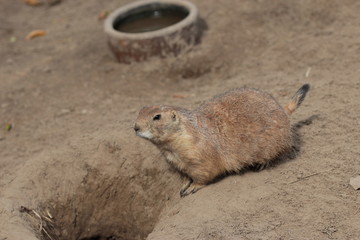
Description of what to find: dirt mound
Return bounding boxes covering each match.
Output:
[1,129,181,240]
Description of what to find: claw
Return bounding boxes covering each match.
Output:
[180,182,205,197]
[180,179,192,197]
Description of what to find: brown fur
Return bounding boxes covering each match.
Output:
[134,84,310,197]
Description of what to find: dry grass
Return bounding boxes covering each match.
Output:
[19,206,57,240]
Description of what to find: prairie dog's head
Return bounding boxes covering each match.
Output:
[134,106,181,144]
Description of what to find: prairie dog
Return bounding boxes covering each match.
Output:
[134,84,310,197]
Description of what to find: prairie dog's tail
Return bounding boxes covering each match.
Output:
[284,84,310,115]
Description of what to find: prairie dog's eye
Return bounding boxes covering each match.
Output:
[153,114,161,121]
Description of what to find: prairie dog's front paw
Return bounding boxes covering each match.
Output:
[180,182,205,197]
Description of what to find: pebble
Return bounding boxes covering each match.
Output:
[349,175,360,190]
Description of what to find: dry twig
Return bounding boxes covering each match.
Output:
[288,169,331,184]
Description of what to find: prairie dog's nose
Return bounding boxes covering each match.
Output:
[134,124,140,132]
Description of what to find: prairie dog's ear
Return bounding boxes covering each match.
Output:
[171,111,178,122]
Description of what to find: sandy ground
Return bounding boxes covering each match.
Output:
[1,0,360,239]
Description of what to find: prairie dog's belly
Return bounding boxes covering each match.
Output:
[162,150,187,173]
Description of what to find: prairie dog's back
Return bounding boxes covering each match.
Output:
[194,88,291,169]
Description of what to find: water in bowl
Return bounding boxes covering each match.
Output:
[114,5,189,33]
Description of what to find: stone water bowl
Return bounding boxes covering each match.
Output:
[104,0,202,63]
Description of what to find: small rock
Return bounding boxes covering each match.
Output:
[350,175,360,190]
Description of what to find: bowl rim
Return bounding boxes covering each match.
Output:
[104,0,198,40]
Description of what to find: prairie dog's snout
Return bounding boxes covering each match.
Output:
[133,123,140,132]
[133,122,153,140]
